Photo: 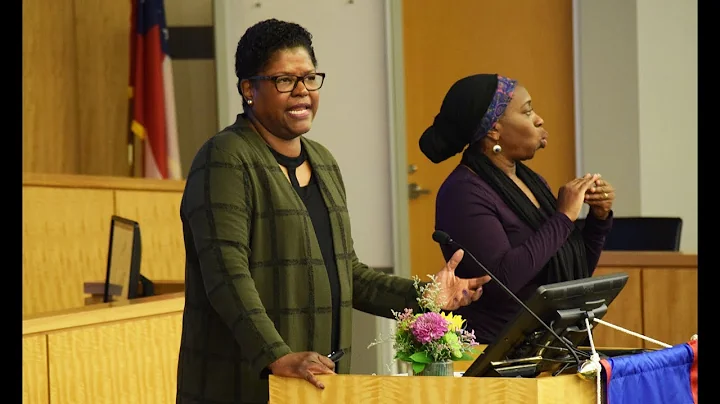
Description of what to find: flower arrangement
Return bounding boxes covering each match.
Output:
[369,275,478,375]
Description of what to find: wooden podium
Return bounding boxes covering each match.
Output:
[268,373,597,403]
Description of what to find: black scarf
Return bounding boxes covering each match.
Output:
[460,148,589,283]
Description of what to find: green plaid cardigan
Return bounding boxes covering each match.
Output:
[176,114,420,404]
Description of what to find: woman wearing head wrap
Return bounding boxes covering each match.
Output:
[420,74,616,344]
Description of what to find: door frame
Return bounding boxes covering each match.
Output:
[385,0,412,281]
[385,0,585,281]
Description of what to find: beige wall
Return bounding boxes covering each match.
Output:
[636,0,697,253]
[576,0,697,253]
[164,0,218,175]
[577,0,641,217]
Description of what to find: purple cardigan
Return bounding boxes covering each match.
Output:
[435,165,613,343]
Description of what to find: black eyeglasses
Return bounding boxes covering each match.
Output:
[247,73,326,93]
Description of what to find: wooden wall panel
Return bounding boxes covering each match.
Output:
[642,268,698,347]
[22,0,81,175]
[114,190,185,281]
[23,335,49,404]
[590,268,644,348]
[22,187,114,316]
[23,0,217,178]
[74,0,132,177]
[47,313,182,404]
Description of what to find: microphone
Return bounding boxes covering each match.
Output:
[431,230,582,367]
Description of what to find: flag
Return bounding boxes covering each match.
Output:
[129,0,181,179]
[600,339,698,404]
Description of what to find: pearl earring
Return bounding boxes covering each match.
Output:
[247,99,253,105]
[492,144,502,153]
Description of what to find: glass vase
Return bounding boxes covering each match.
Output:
[409,360,454,376]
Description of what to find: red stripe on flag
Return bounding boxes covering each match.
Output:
[131,24,168,179]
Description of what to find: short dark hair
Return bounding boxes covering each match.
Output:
[235,19,318,101]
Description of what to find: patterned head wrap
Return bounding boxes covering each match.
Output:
[420,74,517,163]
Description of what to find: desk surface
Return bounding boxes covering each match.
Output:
[597,251,696,267]
[23,172,186,192]
[22,292,185,336]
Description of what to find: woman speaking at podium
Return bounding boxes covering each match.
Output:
[420,74,616,344]
[176,19,491,404]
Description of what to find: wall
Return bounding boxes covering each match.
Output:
[636,0,697,253]
[576,0,697,252]
[22,0,130,176]
[164,0,219,176]
[576,0,641,217]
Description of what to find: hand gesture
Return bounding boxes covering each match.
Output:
[433,249,492,311]
[584,176,615,220]
[557,173,600,221]
[268,351,336,389]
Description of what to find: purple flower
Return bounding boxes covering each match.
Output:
[410,312,448,344]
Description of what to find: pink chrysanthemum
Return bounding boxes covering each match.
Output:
[410,312,448,344]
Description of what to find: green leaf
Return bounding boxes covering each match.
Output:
[409,351,432,364]
[460,352,475,361]
[396,352,412,362]
[412,361,426,374]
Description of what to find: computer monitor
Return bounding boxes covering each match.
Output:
[103,215,142,303]
[463,272,630,378]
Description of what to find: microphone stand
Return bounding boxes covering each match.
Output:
[432,230,584,370]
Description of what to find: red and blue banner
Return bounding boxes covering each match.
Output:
[129,0,181,179]
[601,339,698,404]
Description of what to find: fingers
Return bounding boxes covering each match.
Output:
[470,286,483,302]
[457,290,472,307]
[588,181,614,195]
[457,275,490,306]
[590,179,607,190]
[579,174,600,191]
[304,371,325,389]
[567,173,590,186]
[568,173,599,189]
[302,357,336,389]
[585,191,615,201]
[316,354,336,371]
[586,200,613,208]
[444,249,464,272]
[309,363,336,375]
[467,274,492,289]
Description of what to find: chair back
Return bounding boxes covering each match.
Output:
[575,216,682,251]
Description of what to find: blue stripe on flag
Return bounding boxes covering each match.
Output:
[135,0,170,55]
